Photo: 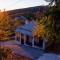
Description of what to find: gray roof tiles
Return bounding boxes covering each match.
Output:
[16,21,36,36]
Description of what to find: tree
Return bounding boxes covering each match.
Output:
[45,0,60,43]
[0,47,12,60]
[15,18,22,28]
[33,18,46,38]
[33,15,57,47]
[45,0,60,6]
[0,11,14,41]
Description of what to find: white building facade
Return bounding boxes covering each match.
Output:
[15,21,46,50]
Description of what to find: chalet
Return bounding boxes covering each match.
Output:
[15,20,47,50]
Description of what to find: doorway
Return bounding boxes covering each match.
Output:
[21,34,24,44]
[34,37,43,48]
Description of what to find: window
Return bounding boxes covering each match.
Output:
[26,35,32,46]
[17,37,20,41]
[34,37,43,48]
[21,34,24,44]
[39,37,43,47]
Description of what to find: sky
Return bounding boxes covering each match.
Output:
[0,0,49,11]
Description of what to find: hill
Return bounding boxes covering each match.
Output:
[7,6,48,19]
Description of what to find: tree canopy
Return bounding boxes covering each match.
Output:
[0,11,14,41]
[45,0,60,6]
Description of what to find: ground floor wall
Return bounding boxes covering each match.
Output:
[15,32,46,50]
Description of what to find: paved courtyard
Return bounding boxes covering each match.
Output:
[0,40,60,60]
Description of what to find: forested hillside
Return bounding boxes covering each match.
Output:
[7,6,48,20]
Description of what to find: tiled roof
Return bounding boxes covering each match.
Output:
[15,21,36,36]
